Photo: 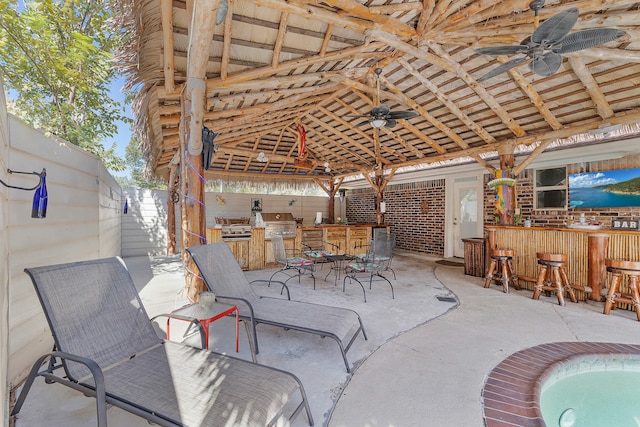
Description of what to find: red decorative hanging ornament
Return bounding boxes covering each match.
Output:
[296,123,306,158]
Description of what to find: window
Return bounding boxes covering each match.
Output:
[535,167,567,209]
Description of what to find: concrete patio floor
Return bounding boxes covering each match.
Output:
[11,250,640,427]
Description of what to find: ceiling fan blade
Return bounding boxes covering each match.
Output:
[475,45,529,56]
[387,111,419,120]
[371,105,391,117]
[532,8,578,45]
[355,120,371,127]
[384,118,397,128]
[477,56,529,82]
[554,28,627,53]
[529,52,563,76]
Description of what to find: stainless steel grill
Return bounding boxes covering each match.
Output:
[261,212,297,238]
[221,224,252,240]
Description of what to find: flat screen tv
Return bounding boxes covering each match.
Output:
[569,168,640,208]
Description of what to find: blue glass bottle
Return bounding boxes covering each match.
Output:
[31,171,47,218]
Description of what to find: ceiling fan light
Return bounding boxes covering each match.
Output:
[370,119,387,129]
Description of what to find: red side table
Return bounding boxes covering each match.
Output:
[166,301,239,351]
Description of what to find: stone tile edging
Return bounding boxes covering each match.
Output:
[482,342,640,426]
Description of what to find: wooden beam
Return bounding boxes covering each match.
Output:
[160,0,175,93]
[258,0,415,38]
[416,0,436,36]
[512,138,556,176]
[564,48,640,63]
[305,126,373,167]
[272,12,289,68]
[306,114,384,163]
[402,121,447,154]
[568,57,614,119]
[158,69,369,100]
[370,2,422,14]
[317,0,416,38]
[319,24,333,57]
[396,57,496,144]
[205,40,387,88]
[497,55,563,130]
[220,0,234,80]
[207,84,338,108]
[426,41,526,138]
[377,74,455,152]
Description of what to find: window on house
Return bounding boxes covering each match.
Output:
[535,167,567,209]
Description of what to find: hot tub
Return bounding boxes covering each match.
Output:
[537,354,640,427]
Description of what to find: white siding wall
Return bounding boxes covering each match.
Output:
[121,189,330,256]
[121,189,170,256]
[4,115,121,404]
[0,75,10,427]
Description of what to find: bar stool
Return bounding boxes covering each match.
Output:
[603,258,640,321]
[532,253,578,306]
[484,248,519,293]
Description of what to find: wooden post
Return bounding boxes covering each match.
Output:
[167,176,177,256]
[328,180,335,224]
[588,233,609,301]
[181,81,207,302]
[167,160,180,255]
[375,174,384,225]
[495,143,516,225]
[180,0,221,301]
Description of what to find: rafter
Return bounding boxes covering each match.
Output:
[497,55,563,130]
[220,0,234,80]
[272,12,289,68]
[568,57,614,119]
[397,57,496,144]
[160,0,175,93]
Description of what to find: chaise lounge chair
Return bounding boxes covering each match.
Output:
[11,257,313,427]
[187,242,367,373]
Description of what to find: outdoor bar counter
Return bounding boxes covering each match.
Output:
[206,224,387,271]
[485,225,640,302]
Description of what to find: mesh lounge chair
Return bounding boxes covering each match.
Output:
[11,257,313,427]
[344,234,396,302]
[187,242,367,373]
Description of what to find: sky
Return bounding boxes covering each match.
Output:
[569,168,640,188]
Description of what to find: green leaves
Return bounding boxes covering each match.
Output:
[0,0,129,171]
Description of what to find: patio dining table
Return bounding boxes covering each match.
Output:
[324,254,356,286]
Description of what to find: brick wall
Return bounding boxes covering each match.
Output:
[346,155,640,257]
[484,154,640,228]
[347,179,446,255]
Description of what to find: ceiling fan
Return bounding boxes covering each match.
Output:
[350,68,419,128]
[475,0,626,81]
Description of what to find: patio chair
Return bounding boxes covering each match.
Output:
[187,242,367,373]
[268,233,316,289]
[344,234,396,302]
[11,257,313,427]
[355,233,397,279]
[302,240,338,271]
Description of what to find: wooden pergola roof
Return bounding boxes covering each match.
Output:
[119,0,640,183]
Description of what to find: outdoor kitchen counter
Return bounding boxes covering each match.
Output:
[486,225,640,302]
[296,224,389,255]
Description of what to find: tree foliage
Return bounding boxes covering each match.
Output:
[114,133,166,189]
[0,0,129,170]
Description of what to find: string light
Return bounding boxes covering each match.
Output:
[179,155,208,244]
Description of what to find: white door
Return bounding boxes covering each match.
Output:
[453,178,480,258]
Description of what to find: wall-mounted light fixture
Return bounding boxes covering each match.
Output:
[0,168,48,218]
